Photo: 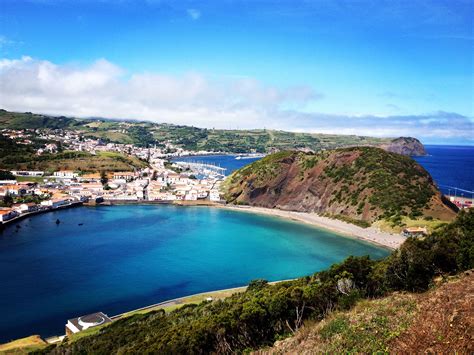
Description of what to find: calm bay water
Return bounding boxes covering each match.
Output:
[0,205,388,342]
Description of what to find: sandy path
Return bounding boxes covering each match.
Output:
[220,205,405,250]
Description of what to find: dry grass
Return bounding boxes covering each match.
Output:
[0,335,47,354]
[373,216,448,234]
[256,272,474,354]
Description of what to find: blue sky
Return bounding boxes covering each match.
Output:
[0,0,472,144]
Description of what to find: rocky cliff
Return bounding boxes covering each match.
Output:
[222,147,455,224]
[382,137,427,156]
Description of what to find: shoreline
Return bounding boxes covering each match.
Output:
[37,279,294,345]
[0,201,83,228]
[218,205,404,250]
[2,199,404,249]
[98,201,403,249]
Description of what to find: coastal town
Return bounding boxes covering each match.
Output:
[1,126,473,227]
[0,127,228,225]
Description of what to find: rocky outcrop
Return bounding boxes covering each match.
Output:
[382,137,427,156]
[222,147,455,224]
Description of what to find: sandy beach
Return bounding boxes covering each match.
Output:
[220,205,405,250]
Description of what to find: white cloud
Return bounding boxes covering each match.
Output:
[186,8,201,20]
[0,56,319,127]
[0,56,472,144]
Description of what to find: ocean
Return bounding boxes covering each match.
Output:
[413,145,473,196]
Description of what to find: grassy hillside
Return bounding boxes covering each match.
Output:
[36,210,473,354]
[0,109,425,153]
[0,136,147,172]
[0,335,46,354]
[258,272,473,354]
[150,124,392,153]
[0,110,75,130]
[222,147,456,226]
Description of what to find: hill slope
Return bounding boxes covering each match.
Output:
[256,271,473,354]
[0,135,147,172]
[222,147,456,224]
[0,109,426,154]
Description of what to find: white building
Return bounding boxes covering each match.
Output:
[209,190,221,201]
[10,170,44,177]
[54,171,78,179]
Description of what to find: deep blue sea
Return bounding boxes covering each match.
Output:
[413,145,473,196]
[0,205,388,342]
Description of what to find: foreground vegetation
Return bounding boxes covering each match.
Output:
[258,271,472,353]
[36,210,472,354]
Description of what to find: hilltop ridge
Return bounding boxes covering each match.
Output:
[222,147,456,226]
[0,109,426,155]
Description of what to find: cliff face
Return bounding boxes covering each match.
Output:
[222,147,455,223]
[382,137,427,156]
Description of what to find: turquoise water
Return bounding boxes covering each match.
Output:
[0,205,388,342]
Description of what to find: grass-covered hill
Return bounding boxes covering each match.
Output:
[0,109,426,154]
[222,147,456,227]
[0,110,75,130]
[0,135,147,173]
[34,210,473,354]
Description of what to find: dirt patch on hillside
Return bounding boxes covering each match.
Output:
[255,271,473,354]
[390,271,474,353]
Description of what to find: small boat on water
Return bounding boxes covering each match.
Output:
[235,153,266,160]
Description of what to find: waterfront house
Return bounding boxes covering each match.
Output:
[0,209,18,222]
[21,203,39,212]
[41,198,71,209]
[65,312,112,335]
[12,203,38,213]
[402,227,428,237]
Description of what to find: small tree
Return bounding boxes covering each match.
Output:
[100,171,108,185]
[0,170,15,180]
[1,194,14,207]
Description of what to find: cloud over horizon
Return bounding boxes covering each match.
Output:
[0,56,472,144]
